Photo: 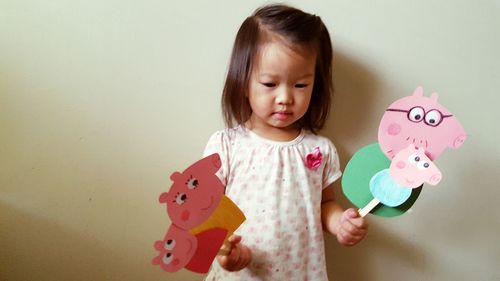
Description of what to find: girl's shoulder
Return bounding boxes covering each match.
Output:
[207,125,247,143]
[302,131,337,149]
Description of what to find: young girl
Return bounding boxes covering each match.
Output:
[203,4,368,280]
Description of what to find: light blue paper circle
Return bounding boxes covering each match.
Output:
[369,169,412,207]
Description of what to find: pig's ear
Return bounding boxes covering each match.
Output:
[170,172,183,181]
[189,154,221,174]
[211,153,222,169]
[430,92,439,102]
[413,86,424,97]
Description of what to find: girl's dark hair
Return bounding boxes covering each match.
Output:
[221,4,333,134]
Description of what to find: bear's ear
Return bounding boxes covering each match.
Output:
[159,192,169,203]
[152,254,160,265]
[413,86,424,97]
[170,172,183,181]
[154,240,164,250]
[430,92,439,102]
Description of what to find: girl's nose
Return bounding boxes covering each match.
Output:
[276,87,293,105]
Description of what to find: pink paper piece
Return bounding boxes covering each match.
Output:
[159,153,225,230]
[378,86,466,160]
[184,228,228,274]
[152,224,198,272]
[389,144,442,188]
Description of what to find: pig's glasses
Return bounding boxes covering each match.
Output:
[386,106,453,127]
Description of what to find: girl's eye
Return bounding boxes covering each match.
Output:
[261,82,276,88]
[417,161,430,170]
[425,110,442,126]
[408,107,425,122]
[408,154,420,164]
[163,253,173,265]
[295,83,308,88]
[186,177,199,190]
[165,239,176,250]
[175,193,187,205]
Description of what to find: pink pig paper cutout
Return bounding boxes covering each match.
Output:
[152,224,198,272]
[152,225,227,274]
[389,144,442,188]
[378,86,466,161]
[159,153,225,230]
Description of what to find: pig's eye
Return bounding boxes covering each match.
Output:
[174,193,187,205]
[186,176,199,190]
[408,154,420,164]
[425,110,442,127]
[408,107,425,122]
[163,253,173,265]
[417,161,430,170]
[165,239,176,250]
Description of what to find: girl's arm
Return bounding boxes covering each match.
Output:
[321,181,369,246]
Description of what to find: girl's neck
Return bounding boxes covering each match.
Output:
[244,121,301,142]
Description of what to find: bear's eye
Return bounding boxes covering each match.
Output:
[186,176,199,190]
[174,193,187,205]
[165,239,176,250]
[408,106,425,122]
[163,253,173,265]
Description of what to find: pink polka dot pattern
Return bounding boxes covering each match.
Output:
[202,126,341,281]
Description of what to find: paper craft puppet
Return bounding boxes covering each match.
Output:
[378,86,466,160]
[343,87,466,217]
[159,153,225,230]
[153,153,246,274]
[152,224,198,272]
[358,144,442,216]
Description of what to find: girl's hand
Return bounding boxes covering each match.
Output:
[336,208,368,246]
[217,235,252,272]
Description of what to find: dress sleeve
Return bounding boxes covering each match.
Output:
[322,139,342,188]
[203,130,231,186]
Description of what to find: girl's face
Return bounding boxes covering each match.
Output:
[247,40,316,140]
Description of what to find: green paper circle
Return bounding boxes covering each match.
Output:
[342,143,422,217]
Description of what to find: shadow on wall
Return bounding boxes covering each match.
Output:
[0,202,180,281]
[323,49,381,165]
[321,50,435,280]
[321,50,381,281]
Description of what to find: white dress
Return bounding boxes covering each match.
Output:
[203,126,341,281]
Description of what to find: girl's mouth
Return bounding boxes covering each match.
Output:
[273,111,292,120]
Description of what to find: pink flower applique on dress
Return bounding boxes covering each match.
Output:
[305,147,322,170]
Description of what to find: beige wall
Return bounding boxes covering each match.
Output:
[1,1,498,280]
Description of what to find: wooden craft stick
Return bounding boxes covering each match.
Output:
[358,198,380,217]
